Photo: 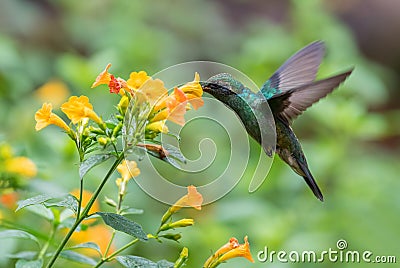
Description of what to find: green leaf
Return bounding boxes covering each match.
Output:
[15,259,43,268]
[79,154,112,178]
[96,212,148,241]
[0,230,39,247]
[24,204,54,221]
[116,255,157,267]
[6,251,37,260]
[16,194,56,211]
[67,242,102,256]
[60,250,97,266]
[44,194,79,214]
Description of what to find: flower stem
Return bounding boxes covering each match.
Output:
[45,153,124,268]
[94,238,139,268]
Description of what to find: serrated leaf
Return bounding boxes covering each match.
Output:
[96,212,147,241]
[79,154,112,178]
[15,259,43,268]
[44,194,79,214]
[156,259,174,268]
[60,250,97,266]
[68,242,102,256]
[116,255,157,267]
[0,230,39,247]
[16,194,56,211]
[6,251,37,260]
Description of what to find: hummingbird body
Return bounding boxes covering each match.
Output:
[201,41,353,201]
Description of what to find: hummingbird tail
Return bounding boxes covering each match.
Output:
[301,165,324,201]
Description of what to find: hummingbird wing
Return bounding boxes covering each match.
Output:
[261,41,325,99]
[269,70,353,124]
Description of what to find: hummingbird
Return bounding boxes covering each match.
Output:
[200,41,353,201]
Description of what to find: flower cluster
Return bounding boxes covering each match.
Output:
[35,64,204,161]
[91,64,204,136]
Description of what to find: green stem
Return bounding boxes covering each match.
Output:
[38,224,56,259]
[77,176,83,219]
[45,153,124,268]
[103,230,116,258]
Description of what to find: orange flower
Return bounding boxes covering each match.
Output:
[35,103,70,132]
[0,192,19,210]
[151,87,188,126]
[161,185,203,225]
[126,71,151,91]
[91,63,112,88]
[216,236,254,263]
[5,157,37,178]
[70,189,100,224]
[91,64,127,94]
[204,236,254,268]
[61,96,102,124]
[171,185,203,212]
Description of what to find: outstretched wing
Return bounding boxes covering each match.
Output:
[269,69,353,124]
[261,41,325,99]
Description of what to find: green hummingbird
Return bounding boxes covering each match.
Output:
[200,41,353,201]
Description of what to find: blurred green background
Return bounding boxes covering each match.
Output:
[1,0,399,267]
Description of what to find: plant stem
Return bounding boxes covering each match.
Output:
[38,224,56,259]
[94,238,140,268]
[45,153,124,268]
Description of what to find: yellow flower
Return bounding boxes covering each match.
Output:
[179,72,204,110]
[146,121,169,133]
[117,95,130,114]
[34,80,70,107]
[126,71,151,91]
[117,160,140,182]
[174,247,189,268]
[35,103,70,132]
[216,236,254,263]
[136,78,168,106]
[61,96,102,124]
[5,157,37,178]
